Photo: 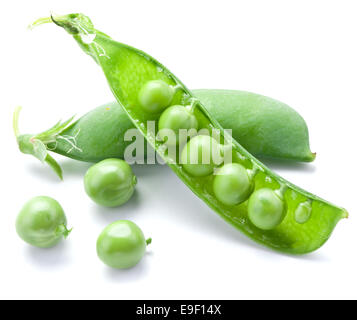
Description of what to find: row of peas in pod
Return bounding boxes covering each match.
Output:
[16,159,151,270]
[139,80,288,231]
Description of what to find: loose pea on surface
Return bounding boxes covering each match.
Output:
[97,220,151,269]
[247,188,286,230]
[158,105,198,146]
[16,196,71,248]
[138,80,174,113]
[181,135,222,177]
[213,163,252,206]
[84,159,137,207]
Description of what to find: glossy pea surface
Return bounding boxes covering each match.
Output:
[181,135,222,177]
[84,159,137,207]
[97,220,149,269]
[248,188,286,230]
[213,163,252,206]
[16,196,70,248]
[158,105,198,146]
[138,80,174,113]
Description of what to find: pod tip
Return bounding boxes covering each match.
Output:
[341,208,349,219]
[309,152,317,162]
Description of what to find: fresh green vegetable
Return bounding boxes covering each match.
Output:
[14,90,315,181]
[16,196,71,248]
[84,158,137,207]
[158,104,199,146]
[195,89,315,162]
[34,13,347,254]
[14,94,315,180]
[247,188,286,230]
[97,220,151,269]
[138,79,175,113]
[213,163,253,206]
[181,135,222,177]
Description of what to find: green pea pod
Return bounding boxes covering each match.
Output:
[195,90,315,162]
[31,14,347,254]
[14,89,314,172]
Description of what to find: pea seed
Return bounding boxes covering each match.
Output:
[248,188,286,230]
[295,201,312,224]
[138,80,174,113]
[181,135,222,177]
[16,196,71,248]
[213,163,252,206]
[84,159,137,207]
[158,105,198,146]
[97,220,151,269]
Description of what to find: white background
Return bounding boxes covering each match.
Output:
[0,0,356,300]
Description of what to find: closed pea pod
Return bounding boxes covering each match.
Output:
[33,14,347,254]
[14,90,315,179]
[195,89,315,162]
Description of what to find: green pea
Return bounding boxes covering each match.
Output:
[138,80,174,113]
[84,159,137,207]
[295,201,312,224]
[248,188,286,230]
[158,105,198,146]
[181,135,222,177]
[96,220,151,269]
[16,196,71,248]
[213,163,252,206]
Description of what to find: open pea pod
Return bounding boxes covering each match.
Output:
[33,13,347,254]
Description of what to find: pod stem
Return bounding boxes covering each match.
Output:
[146,238,152,246]
[186,98,199,114]
[56,224,72,239]
[172,84,183,94]
[13,106,22,138]
[28,16,53,30]
[277,184,288,197]
[132,175,138,186]
[13,107,76,180]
